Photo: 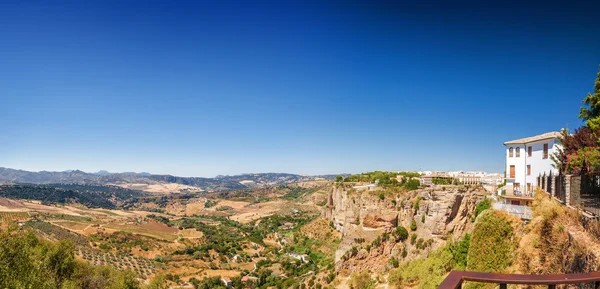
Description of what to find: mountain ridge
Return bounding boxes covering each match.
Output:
[0,167,342,191]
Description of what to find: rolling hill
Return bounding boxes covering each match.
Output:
[0,167,340,191]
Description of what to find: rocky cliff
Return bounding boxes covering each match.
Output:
[323,184,487,274]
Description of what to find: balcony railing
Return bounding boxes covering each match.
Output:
[492,202,532,220]
[437,270,600,289]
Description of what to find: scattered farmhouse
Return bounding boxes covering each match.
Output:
[285,253,309,263]
[221,278,232,287]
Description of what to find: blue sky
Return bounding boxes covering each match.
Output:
[1,1,599,177]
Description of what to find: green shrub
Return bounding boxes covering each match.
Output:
[416,238,424,249]
[413,197,421,210]
[410,234,417,245]
[474,198,491,218]
[410,219,417,231]
[394,226,408,242]
[388,233,472,289]
[465,211,516,289]
[449,234,470,270]
[372,235,381,247]
[215,205,234,211]
[389,257,399,268]
[347,271,375,289]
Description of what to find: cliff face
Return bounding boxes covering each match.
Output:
[323,185,486,274]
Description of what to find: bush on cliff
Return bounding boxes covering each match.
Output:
[474,197,491,218]
[465,210,518,289]
[393,226,408,242]
[388,233,471,289]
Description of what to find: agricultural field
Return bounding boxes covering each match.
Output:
[0,211,30,224]
[0,182,341,287]
[24,220,90,246]
[76,247,156,279]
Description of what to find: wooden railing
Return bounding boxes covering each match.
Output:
[437,270,600,289]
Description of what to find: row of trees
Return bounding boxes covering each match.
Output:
[337,171,421,191]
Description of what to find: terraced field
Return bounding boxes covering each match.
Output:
[77,247,156,279]
[24,220,90,246]
[0,211,30,223]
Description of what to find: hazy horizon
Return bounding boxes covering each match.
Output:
[0,165,502,179]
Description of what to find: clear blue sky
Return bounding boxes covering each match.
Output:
[1,1,599,177]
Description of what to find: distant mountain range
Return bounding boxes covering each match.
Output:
[0,167,340,191]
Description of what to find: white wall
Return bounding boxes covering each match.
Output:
[505,138,561,193]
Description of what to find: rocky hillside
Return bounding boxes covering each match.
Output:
[385,189,600,289]
[322,184,487,275]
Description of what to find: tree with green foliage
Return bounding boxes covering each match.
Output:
[393,226,409,242]
[0,224,142,289]
[449,234,470,270]
[474,198,491,218]
[554,69,600,174]
[580,71,600,131]
[410,219,417,231]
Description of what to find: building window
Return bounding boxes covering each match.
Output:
[527,165,531,175]
[528,146,532,157]
[510,165,515,178]
[516,147,520,157]
[509,147,513,158]
[543,143,549,159]
[515,182,520,192]
[527,183,531,192]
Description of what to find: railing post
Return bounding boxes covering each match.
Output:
[499,284,507,289]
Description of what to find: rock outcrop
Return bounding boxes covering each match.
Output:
[323,185,487,274]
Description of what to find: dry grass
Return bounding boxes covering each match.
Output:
[102,223,178,241]
[53,220,90,231]
[180,228,204,239]
[516,189,600,275]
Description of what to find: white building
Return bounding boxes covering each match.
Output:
[504,132,561,195]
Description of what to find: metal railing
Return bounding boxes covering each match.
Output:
[492,202,532,220]
[437,270,600,289]
[580,174,600,217]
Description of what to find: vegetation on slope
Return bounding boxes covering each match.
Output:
[0,224,164,289]
[0,184,143,209]
[517,190,600,275]
[464,210,518,289]
[388,234,471,289]
[341,171,421,191]
[387,196,497,289]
